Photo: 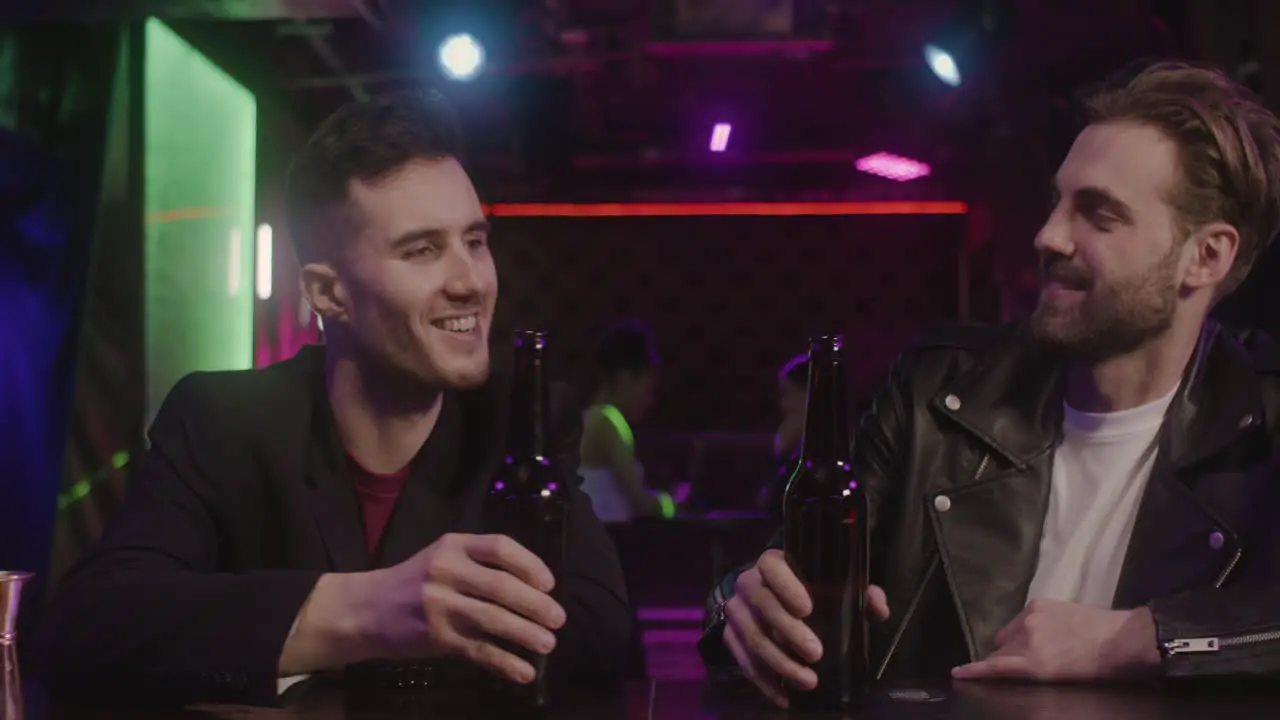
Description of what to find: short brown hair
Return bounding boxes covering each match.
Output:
[1083,60,1280,294]
[285,89,463,264]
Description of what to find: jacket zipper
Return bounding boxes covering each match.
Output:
[875,555,938,680]
[1212,547,1243,588]
[970,454,991,486]
[874,452,991,679]
[1163,629,1280,656]
[1164,546,1256,657]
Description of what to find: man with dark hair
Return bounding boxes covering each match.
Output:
[578,320,668,521]
[34,90,631,705]
[702,60,1280,707]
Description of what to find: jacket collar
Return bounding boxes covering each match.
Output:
[932,320,1267,471]
[931,325,1064,470]
[1163,322,1267,467]
[288,344,513,572]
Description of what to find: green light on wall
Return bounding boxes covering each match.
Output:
[58,451,131,511]
[143,18,256,426]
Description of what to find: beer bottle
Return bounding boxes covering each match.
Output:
[783,335,869,711]
[484,330,570,707]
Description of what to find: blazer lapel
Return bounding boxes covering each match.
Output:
[457,371,511,512]
[377,376,510,566]
[304,333,518,570]
[378,392,462,567]
[302,350,370,573]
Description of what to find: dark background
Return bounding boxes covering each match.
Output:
[3,0,1280,622]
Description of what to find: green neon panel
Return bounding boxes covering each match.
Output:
[143,18,256,426]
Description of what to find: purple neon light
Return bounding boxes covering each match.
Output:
[642,629,706,644]
[855,152,931,182]
[709,123,732,152]
[637,606,704,623]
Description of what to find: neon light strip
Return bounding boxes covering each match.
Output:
[645,40,835,57]
[255,223,273,300]
[641,629,707,644]
[59,451,131,511]
[483,201,966,217]
[637,606,706,623]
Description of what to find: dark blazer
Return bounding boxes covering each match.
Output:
[31,345,632,706]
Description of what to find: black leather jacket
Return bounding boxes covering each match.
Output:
[700,320,1280,682]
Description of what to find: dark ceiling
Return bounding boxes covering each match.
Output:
[12,0,1209,200]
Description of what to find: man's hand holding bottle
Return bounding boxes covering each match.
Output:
[722,549,891,708]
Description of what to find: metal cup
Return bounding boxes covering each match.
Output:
[0,572,31,643]
[1,571,32,720]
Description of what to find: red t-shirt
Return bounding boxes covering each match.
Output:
[347,455,409,561]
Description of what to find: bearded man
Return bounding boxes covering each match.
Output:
[702,60,1280,707]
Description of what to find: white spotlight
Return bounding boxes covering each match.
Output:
[438,33,485,81]
[924,44,961,87]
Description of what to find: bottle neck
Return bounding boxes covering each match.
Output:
[508,348,552,460]
[798,353,851,464]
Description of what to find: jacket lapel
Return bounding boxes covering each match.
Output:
[1112,323,1267,607]
[456,369,511,515]
[301,347,371,573]
[928,457,1055,659]
[936,330,1066,471]
[377,392,463,567]
[376,366,511,567]
[925,332,1064,657]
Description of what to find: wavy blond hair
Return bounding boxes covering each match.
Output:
[1083,61,1280,295]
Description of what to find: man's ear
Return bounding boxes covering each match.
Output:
[299,261,348,324]
[1181,221,1240,292]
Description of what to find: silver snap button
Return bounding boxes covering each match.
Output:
[934,495,952,513]
[1239,414,1255,429]
[944,394,962,411]
[1209,531,1225,550]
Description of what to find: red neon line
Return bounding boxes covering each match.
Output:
[644,39,835,57]
[483,201,967,217]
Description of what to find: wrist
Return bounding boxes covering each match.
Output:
[1115,607,1162,675]
[332,571,383,661]
[280,572,378,675]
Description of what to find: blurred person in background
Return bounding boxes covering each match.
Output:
[578,320,673,522]
[758,353,807,521]
[772,353,808,461]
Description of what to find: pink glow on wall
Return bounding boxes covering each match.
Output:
[709,123,732,152]
[855,152,931,182]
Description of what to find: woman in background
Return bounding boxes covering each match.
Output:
[578,320,670,522]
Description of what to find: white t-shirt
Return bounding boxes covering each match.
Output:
[1025,387,1177,608]
[579,464,645,523]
